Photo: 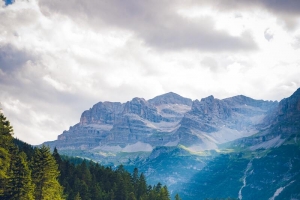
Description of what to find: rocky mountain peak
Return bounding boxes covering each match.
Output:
[269,87,300,123]
[148,92,192,106]
[123,97,162,122]
[191,96,231,119]
[80,101,123,125]
[131,97,147,103]
[200,95,215,103]
[223,95,278,110]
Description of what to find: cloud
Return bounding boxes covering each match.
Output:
[0,0,300,145]
[264,28,274,41]
[201,56,220,72]
[0,44,35,73]
[38,0,257,52]
[292,35,300,49]
[193,0,300,30]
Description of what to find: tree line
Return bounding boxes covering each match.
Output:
[0,111,182,200]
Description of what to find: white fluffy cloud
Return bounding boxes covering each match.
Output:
[1,0,300,144]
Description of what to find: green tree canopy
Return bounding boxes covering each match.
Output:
[31,145,64,200]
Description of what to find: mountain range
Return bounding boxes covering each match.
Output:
[44,88,300,199]
[44,91,277,153]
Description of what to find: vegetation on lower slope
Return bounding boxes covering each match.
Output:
[54,148,172,200]
[180,143,300,200]
[0,112,64,200]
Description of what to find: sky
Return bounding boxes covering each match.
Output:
[1,0,300,145]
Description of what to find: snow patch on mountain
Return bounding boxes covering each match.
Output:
[209,127,257,144]
[122,142,153,152]
[93,142,153,152]
[187,139,218,151]
[269,181,295,200]
[156,104,191,115]
[250,135,285,150]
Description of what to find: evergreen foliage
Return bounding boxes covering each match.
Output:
[31,145,64,200]
[6,152,34,200]
[0,112,15,198]
[0,112,65,200]
[56,154,171,200]
[0,112,172,200]
[175,193,181,200]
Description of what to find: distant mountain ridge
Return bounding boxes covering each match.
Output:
[232,88,300,150]
[44,91,278,154]
[43,88,300,199]
[180,88,300,200]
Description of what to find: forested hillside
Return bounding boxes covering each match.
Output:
[0,111,176,200]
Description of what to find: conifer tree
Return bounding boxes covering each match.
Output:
[175,193,182,200]
[90,183,102,200]
[53,147,62,167]
[137,173,147,200]
[0,111,14,197]
[109,189,115,200]
[159,186,170,200]
[74,192,81,200]
[31,145,64,200]
[128,192,137,200]
[6,152,34,200]
[132,167,139,196]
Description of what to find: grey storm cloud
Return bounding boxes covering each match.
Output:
[194,0,300,29]
[201,56,220,72]
[39,0,257,52]
[225,0,300,15]
[0,44,34,73]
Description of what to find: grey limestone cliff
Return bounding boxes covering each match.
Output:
[44,91,279,153]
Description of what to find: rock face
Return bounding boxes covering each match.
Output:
[148,92,193,106]
[264,88,300,125]
[44,91,279,153]
[231,88,300,150]
[176,95,277,149]
[80,102,123,125]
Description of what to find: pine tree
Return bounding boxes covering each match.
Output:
[175,193,182,200]
[137,173,147,200]
[90,183,102,200]
[116,176,127,200]
[109,189,115,200]
[74,192,81,200]
[0,111,14,197]
[6,152,34,200]
[159,186,170,200]
[31,145,64,200]
[132,167,139,195]
[128,192,137,200]
[155,182,162,193]
[53,147,62,166]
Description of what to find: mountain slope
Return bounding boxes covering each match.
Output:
[180,144,300,200]
[232,88,300,150]
[175,95,277,150]
[42,88,300,199]
[180,88,300,200]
